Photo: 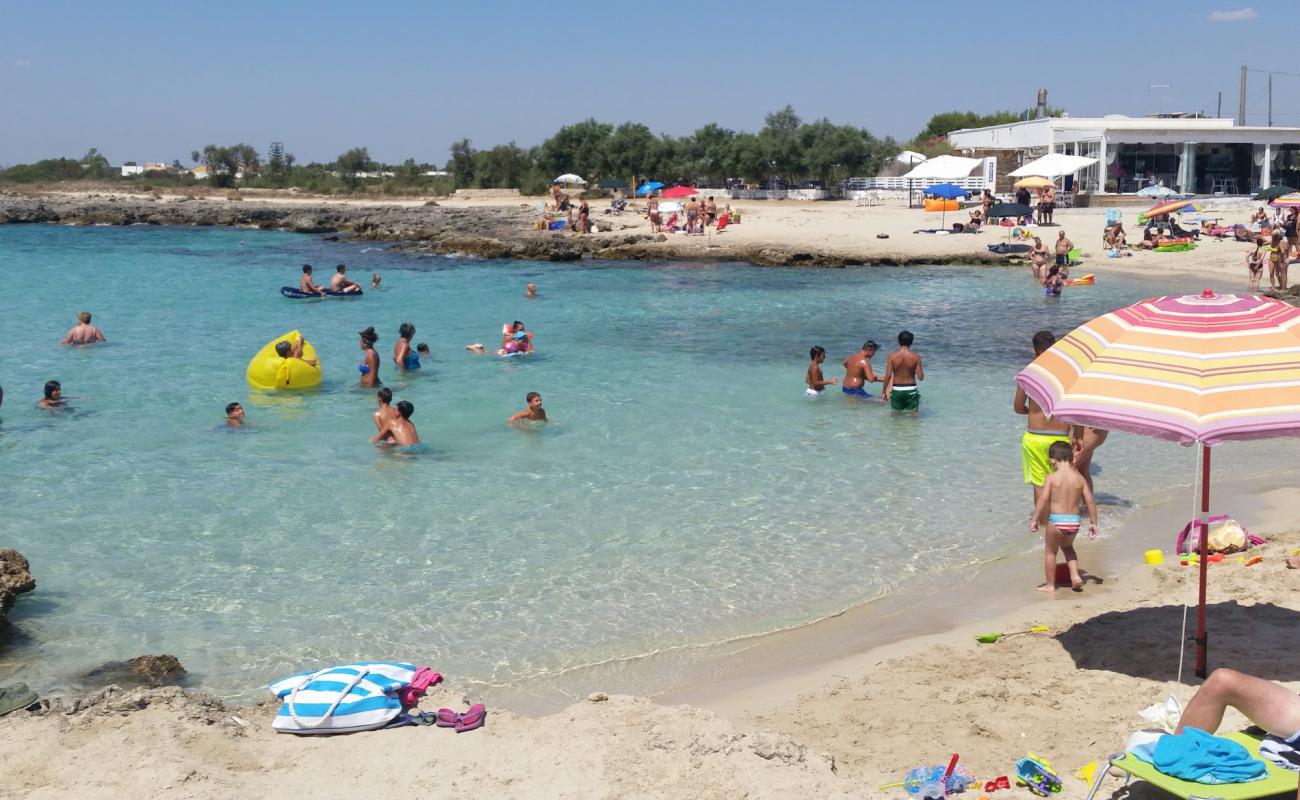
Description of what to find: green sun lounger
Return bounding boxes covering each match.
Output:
[1087,731,1298,800]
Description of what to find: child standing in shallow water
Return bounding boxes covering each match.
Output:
[1030,441,1098,592]
[805,346,837,397]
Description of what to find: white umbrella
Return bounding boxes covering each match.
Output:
[656,201,684,214]
[893,150,927,166]
[553,173,586,185]
[1008,153,1098,178]
[1137,184,1177,198]
[900,155,981,180]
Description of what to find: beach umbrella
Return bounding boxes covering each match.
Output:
[598,178,630,190]
[661,185,698,199]
[656,200,683,214]
[1144,199,1197,217]
[1254,185,1296,201]
[1137,184,1177,198]
[1013,176,1054,189]
[1270,193,1300,208]
[922,184,969,228]
[985,202,1034,244]
[635,181,665,197]
[553,173,586,186]
[1016,291,1300,680]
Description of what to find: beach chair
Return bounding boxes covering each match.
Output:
[1084,731,1299,800]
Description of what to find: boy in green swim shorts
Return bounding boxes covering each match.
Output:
[882,330,923,414]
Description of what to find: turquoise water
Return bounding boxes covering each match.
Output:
[0,225,1291,699]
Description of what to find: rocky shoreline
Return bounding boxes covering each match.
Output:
[0,192,1013,268]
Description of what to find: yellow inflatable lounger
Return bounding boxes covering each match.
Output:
[247,330,322,390]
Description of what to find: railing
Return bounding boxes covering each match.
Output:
[695,187,830,201]
[844,176,990,191]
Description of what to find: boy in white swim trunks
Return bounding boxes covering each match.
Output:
[1030,441,1098,593]
[805,346,837,397]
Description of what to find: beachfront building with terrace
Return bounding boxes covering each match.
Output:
[948,115,1300,203]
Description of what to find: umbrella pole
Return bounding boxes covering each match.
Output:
[1195,444,1211,678]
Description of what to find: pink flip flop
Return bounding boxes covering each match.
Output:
[454,703,486,733]
[434,708,461,728]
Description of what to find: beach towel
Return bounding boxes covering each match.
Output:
[1130,727,1268,784]
[270,661,416,734]
[397,666,442,707]
[1260,732,1300,771]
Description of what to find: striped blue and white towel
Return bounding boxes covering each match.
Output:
[269,662,416,734]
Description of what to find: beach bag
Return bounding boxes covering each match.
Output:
[1175,515,1263,555]
[269,661,416,734]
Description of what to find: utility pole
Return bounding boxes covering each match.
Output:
[1216,91,1222,119]
[1268,74,1273,127]
[1239,65,1247,125]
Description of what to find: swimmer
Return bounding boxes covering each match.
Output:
[61,311,106,345]
[373,387,398,437]
[358,327,381,387]
[508,391,548,425]
[526,282,537,298]
[393,322,419,370]
[464,343,487,355]
[416,343,430,361]
[805,346,836,397]
[501,321,533,351]
[882,330,923,415]
[225,402,246,427]
[274,334,318,367]
[371,399,419,446]
[841,340,880,399]
[330,264,362,294]
[370,273,382,290]
[299,264,327,296]
[38,380,64,409]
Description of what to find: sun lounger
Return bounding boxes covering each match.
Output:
[1085,731,1299,800]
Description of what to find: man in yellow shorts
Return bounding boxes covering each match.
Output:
[1015,331,1072,526]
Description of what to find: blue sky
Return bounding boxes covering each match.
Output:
[2,1,1297,166]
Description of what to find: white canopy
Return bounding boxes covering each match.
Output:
[553,173,586,184]
[900,155,981,180]
[892,150,927,166]
[1008,153,1097,178]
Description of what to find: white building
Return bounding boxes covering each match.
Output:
[948,115,1300,196]
[120,163,145,177]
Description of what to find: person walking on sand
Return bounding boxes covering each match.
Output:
[841,340,880,399]
[805,346,837,397]
[1246,241,1265,293]
[1029,236,1049,282]
[882,331,923,415]
[1016,330,1073,526]
[299,264,326,297]
[1030,440,1098,592]
[508,391,549,426]
[61,311,106,345]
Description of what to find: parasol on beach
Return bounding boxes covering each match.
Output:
[1016,290,1300,680]
[923,183,969,228]
[661,185,698,199]
[553,173,586,186]
[1013,176,1054,189]
[1144,199,1198,218]
[1269,193,1300,208]
[1254,185,1296,201]
[1137,184,1177,198]
[635,181,665,197]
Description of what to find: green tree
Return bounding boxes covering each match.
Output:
[335,146,372,188]
[267,141,286,174]
[759,105,803,183]
[80,148,111,179]
[474,142,533,189]
[200,144,241,187]
[607,122,656,185]
[724,132,767,183]
[537,119,613,183]
[450,139,476,189]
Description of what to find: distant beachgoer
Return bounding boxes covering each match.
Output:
[526,282,537,298]
[981,189,994,219]
[1029,440,1097,592]
[330,264,361,294]
[61,311,106,345]
[1269,233,1285,290]
[38,380,63,409]
[1247,242,1265,292]
[373,387,397,435]
[225,402,246,427]
[705,196,717,226]
[371,274,382,289]
[394,322,419,370]
[500,331,530,355]
[882,331,923,414]
[578,199,590,233]
[299,264,326,296]
[500,321,533,352]
[274,334,318,367]
[416,343,430,361]
[1029,237,1049,281]
[1042,184,1056,224]
[371,400,419,446]
[1015,185,1031,211]
[1043,265,1065,296]
[805,346,836,397]
[840,340,880,399]
[1054,230,1073,267]
[1104,222,1127,250]
[358,326,381,387]
[508,391,549,426]
[465,343,486,355]
[647,197,661,232]
[686,196,701,235]
[1016,330,1072,527]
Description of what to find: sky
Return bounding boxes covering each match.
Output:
[3,1,1299,167]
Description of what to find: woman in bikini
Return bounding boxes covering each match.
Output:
[393,322,419,371]
[358,326,381,388]
[1246,242,1265,292]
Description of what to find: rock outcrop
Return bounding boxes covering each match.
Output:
[0,548,35,622]
[78,655,187,689]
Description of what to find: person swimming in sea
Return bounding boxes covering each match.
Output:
[526,282,537,299]
[61,311,106,345]
[370,273,382,290]
[225,402,246,427]
[841,340,880,399]
[1042,265,1066,297]
[358,327,381,387]
[373,387,398,434]
[371,400,420,446]
[508,391,549,426]
[38,380,65,409]
[805,346,836,397]
[394,322,419,370]
[416,343,430,362]
[500,331,531,355]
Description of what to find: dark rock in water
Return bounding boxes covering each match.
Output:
[0,548,35,620]
[79,655,187,688]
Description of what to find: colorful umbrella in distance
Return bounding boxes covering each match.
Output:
[660,185,698,199]
[1016,291,1300,678]
[553,173,586,185]
[635,181,664,197]
[1013,176,1054,189]
[1254,185,1297,201]
[922,183,969,199]
[1270,193,1300,208]
[1144,199,1198,217]
[1137,184,1177,198]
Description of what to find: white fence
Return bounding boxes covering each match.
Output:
[694,187,830,201]
[844,176,990,192]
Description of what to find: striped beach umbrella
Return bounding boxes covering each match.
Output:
[1016,291,1300,678]
[1143,198,1197,217]
[1269,193,1300,208]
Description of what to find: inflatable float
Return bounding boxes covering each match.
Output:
[280,286,364,299]
[1066,273,1095,286]
[246,330,322,390]
[1154,238,1196,253]
[923,198,960,212]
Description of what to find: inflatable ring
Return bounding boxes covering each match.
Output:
[247,330,322,390]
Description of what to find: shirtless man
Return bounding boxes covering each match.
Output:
[61,311,106,345]
[1015,330,1073,526]
[330,264,361,294]
[225,402,246,427]
[1177,667,1300,784]
[1042,184,1056,224]
[38,380,64,409]
[526,282,537,299]
[299,264,326,296]
[508,391,549,426]
[1029,236,1049,282]
[841,340,880,399]
[1054,231,1074,268]
[371,400,420,446]
[882,330,923,415]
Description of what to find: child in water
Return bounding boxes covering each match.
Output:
[508,392,548,426]
[805,346,837,397]
[371,400,420,446]
[1030,440,1098,593]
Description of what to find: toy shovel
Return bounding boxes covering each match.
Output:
[976,625,1048,644]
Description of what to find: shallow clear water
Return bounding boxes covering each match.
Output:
[0,224,1292,698]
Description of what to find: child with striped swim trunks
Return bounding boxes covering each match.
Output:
[1030,441,1098,593]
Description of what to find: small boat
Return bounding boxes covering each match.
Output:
[280,286,364,299]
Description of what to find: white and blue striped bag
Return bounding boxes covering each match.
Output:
[269,661,416,734]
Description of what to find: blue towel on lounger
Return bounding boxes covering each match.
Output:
[1130,727,1267,784]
